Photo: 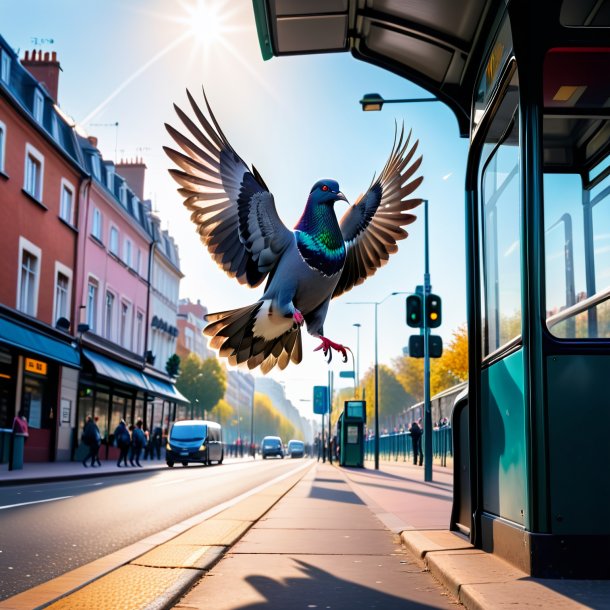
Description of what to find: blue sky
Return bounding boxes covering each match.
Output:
[2,0,468,415]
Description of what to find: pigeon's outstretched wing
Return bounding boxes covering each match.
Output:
[164,89,293,288]
[332,126,423,298]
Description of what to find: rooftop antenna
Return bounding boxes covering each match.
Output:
[89,121,119,161]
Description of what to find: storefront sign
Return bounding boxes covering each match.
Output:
[25,358,47,375]
[61,398,71,423]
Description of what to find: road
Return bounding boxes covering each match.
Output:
[0,458,309,600]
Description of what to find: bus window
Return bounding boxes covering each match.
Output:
[479,71,521,357]
[543,48,610,339]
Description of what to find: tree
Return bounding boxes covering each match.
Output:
[439,324,468,382]
[165,354,180,378]
[253,392,297,441]
[175,354,227,417]
[361,364,416,432]
[210,398,234,427]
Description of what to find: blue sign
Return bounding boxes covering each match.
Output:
[339,370,355,378]
[313,385,328,415]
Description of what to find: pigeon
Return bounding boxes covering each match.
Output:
[164,89,423,374]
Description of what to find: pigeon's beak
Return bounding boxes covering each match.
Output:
[335,191,348,203]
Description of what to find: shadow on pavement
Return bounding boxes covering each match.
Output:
[308,485,364,504]
[236,559,444,610]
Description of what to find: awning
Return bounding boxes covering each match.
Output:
[82,349,144,390]
[82,349,189,404]
[142,372,190,404]
[0,317,80,368]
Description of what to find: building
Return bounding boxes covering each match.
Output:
[224,369,255,444]
[176,298,213,361]
[0,41,84,461]
[0,37,187,463]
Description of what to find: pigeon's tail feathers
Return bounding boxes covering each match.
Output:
[204,303,302,374]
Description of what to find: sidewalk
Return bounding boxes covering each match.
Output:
[3,458,610,609]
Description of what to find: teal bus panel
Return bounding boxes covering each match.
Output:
[547,355,610,535]
[481,349,527,526]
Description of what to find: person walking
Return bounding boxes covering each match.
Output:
[409,420,423,466]
[114,419,131,467]
[151,425,163,459]
[130,420,146,467]
[82,416,102,467]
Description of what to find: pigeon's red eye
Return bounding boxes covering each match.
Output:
[322,185,329,191]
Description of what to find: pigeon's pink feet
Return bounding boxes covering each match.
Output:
[313,336,352,364]
[293,309,305,326]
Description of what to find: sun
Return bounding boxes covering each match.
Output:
[178,0,231,48]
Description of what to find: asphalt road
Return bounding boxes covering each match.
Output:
[0,458,308,600]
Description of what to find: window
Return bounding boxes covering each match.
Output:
[17,242,40,316]
[185,327,194,351]
[119,182,127,206]
[92,208,102,241]
[59,179,75,224]
[1,49,10,84]
[104,291,115,340]
[0,120,6,174]
[120,301,131,348]
[109,226,119,255]
[90,154,101,180]
[479,70,521,356]
[543,48,610,339]
[106,164,114,191]
[86,280,98,331]
[123,239,132,267]
[136,311,144,355]
[24,144,44,201]
[132,196,141,220]
[51,114,59,141]
[54,269,71,324]
[135,249,142,275]
[33,89,44,124]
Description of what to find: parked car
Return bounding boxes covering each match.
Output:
[287,439,305,458]
[166,420,223,467]
[261,435,284,459]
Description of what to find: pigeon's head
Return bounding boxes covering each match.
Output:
[309,180,348,207]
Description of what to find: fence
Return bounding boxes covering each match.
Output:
[364,425,453,466]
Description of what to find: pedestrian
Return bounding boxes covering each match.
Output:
[114,419,131,467]
[151,425,163,459]
[314,434,321,462]
[12,410,29,439]
[81,416,101,467]
[143,425,152,460]
[409,420,423,466]
[130,420,146,467]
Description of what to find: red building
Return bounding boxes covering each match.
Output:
[0,42,84,461]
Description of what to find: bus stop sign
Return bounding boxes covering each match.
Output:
[313,385,328,414]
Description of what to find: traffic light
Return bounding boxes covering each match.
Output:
[426,294,442,328]
[406,294,423,327]
[408,335,443,358]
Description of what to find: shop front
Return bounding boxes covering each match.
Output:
[0,312,80,463]
[76,349,188,461]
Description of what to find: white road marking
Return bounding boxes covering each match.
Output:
[0,495,73,510]
[152,478,186,487]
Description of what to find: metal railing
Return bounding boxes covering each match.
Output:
[364,426,453,466]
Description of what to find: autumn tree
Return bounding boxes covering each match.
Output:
[253,392,298,441]
[361,364,416,431]
[175,354,227,417]
[439,324,468,382]
[210,398,234,427]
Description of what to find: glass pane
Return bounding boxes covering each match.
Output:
[543,47,610,338]
[479,71,521,356]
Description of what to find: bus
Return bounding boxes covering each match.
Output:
[254,0,610,578]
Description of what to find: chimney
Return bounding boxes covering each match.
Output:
[116,157,147,200]
[87,135,98,147]
[21,50,61,103]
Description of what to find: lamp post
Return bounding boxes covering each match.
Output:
[359,93,440,112]
[353,323,361,396]
[347,291,408,470]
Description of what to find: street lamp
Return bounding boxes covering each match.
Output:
[353,323,361,396]
[346,291,408,470]
[359,92,439,112]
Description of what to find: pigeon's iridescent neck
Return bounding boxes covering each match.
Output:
[294,202,345,276]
